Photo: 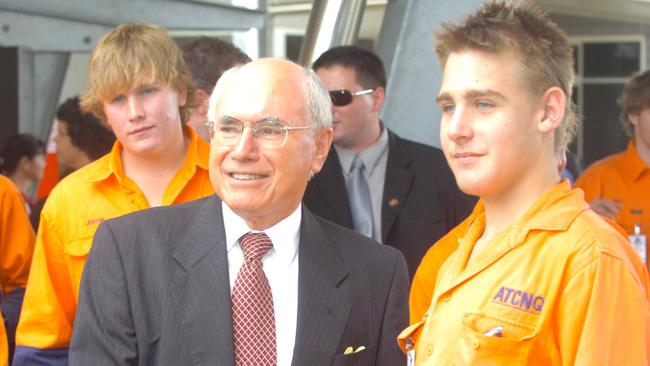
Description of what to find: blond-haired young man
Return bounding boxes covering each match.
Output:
[399,2,650,365]
[14,23,214,364]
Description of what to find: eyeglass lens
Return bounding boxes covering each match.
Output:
[210,118,288,148]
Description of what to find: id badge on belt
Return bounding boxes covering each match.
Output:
[405,337,415,366]
[629,224,647,264]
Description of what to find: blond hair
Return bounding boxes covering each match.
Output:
[81,22,198,123]
[436,1,577,152]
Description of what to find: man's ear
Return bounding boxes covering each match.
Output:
[628,112,640,127]
[311,127,334,174]
[538,86,566,133]
[196,89,211,115]
[371,87,386,113]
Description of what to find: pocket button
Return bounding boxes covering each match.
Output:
[443,294,451,302]
[471,340,480,349]
[425,345,434,356]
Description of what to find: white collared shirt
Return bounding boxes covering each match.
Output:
[223,201,300,366]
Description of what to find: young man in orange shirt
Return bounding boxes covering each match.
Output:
[14,23,214,365]
[575,70,650,269]
[399,2,650,365]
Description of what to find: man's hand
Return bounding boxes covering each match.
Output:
[589,198,621,220]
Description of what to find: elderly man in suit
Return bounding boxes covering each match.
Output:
[69,58,409,366]
[304,46,475,279]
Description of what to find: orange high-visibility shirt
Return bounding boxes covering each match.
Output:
[16,128,214,355]
[575,141,650,269]
[0,175,35,366]
[0,329,5,366]
[408,203,482,324]
[398,181,650,365]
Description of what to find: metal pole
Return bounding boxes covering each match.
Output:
[297,0,366,67]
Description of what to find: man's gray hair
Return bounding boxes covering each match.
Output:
[207,60,332,129]
[303,67,332,129]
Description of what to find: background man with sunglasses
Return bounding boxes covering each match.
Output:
[304,45,475,279]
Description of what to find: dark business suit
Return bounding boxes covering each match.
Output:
[304,130,475,279]
[69,195,409,366]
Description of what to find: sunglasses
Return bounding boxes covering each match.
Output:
[329,89,374,107]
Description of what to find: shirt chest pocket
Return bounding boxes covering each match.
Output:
[63,229,96,298]
[458,312,536,365]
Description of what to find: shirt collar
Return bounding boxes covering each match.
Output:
[621,141,649,181]
[467,180,589,247]
[335,125,389,176]
[85,125,208,183]
[222,201,301,264]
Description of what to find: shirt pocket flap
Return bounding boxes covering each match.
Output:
[458,312,536,363]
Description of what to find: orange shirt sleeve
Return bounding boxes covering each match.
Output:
[16,203,77,350]
[0,324,6,366]
[555,249,650,365]
[409,237,459,324]
[408,206,479,324]
[0,177,35,365]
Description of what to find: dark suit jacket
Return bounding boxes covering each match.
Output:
[69,195,409,366]
[303,130,475,279]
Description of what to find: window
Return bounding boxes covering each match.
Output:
[571,36,645,167]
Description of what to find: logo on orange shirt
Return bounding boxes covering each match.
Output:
[492,286,544,314]
[86,218,105,226]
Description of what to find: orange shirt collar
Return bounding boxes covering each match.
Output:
[86,125,209,184]
[468,180,589,246]
[622,141,649,182]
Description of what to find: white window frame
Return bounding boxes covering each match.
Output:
[272,26,305,59]
[569,34,645,158]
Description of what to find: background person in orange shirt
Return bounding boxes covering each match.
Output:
[14,22,215,365]
[0,175,35,365]
[398,2,650,365]
[575,70,650,268]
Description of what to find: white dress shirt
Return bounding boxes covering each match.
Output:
[222,201,300,366]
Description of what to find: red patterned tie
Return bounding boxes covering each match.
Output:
[232,232,277,366]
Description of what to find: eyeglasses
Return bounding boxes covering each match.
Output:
[206,116,312,149]
[329,89,374,107]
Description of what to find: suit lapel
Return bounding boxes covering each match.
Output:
[381,131,414,241]
[169,196,235,365]
[291,208,351,366]
[317,150,353,227]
